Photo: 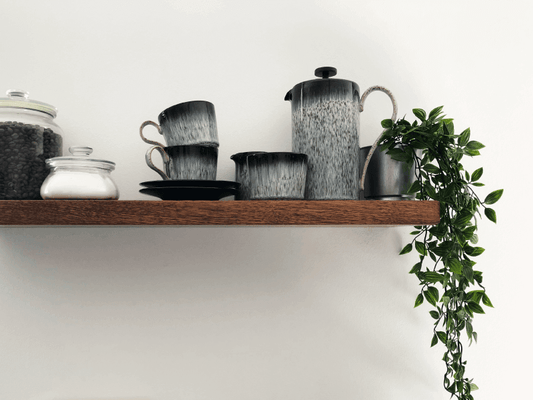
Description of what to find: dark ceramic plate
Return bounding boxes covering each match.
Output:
[139,186,238,201]
[140,180,240,189]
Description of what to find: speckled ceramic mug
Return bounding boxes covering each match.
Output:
[140,100,219,148]
[145,145,218,180]
[246,152,307,200]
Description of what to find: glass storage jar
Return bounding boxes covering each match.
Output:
[0,89,63,199]
[40,146,119,200]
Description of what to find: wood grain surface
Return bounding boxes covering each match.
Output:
[0,200,440,226]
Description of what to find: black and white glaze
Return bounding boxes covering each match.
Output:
[140,101,219,148]
[246,152,307,200]
[230,151,267,200]
[292,98,360,199]
[145,145,218,180]
[286,67,397,200]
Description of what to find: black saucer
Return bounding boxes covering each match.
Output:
[140,186,238,201]
[140,180,240,189]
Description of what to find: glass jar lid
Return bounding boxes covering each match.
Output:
[0,89,58,118]
[46,146,116,171]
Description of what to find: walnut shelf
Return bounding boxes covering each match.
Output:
[0,200,440,226]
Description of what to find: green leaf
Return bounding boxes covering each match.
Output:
[465,148,481,157]
[437,331,447,343]
[423,164,440,174]
[466,140,485,151]
[467,290,484,303]
[428,106,444,120]
[470,383,479,391]
[482,293,494,308]
[431,334,438,347]
[463,261,475,282]
[472,182,485,187]
[406,180,422,194]
[414,293,424,308]
[484,189,503,205]
[381,118,393,128]
[458,128,471,147]
[409,262,422,274]
[389,151,412,163]
[471,167,483,182]
[455,210,473,226]
[462,226,477,239]
[429,310,440,320]
[466,320,473,339]
[448,259,463,275]
[468,302,485,314]
[413,108,426,121]
[423,272,444,283]
[443,120,454,136]
[465,149,481,157]
[425,286,439,306]
[423,182,437,200]
[400,243,413,255]
[415,241,427,255]
[465,246,485,257]
[485,207,497,223]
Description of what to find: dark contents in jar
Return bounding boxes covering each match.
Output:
[0,121,62,200]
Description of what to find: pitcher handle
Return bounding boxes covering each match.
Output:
[359,86,398,191]
[140,120,166,147]
[145,145,171,180]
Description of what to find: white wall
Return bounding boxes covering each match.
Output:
[0,1,530,399]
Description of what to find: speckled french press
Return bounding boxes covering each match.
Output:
[285,67,397,200]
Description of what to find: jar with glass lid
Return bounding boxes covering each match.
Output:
[0,89,63,199]
[40,146,119,200]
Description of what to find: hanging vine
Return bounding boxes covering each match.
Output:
[379,106,503,400]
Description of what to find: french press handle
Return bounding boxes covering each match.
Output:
[359,86,398,191]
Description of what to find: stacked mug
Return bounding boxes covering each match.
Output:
[140,101,219,181]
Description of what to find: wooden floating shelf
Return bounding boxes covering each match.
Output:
[0,200,440,226]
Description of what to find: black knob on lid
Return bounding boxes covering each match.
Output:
[315,66,337,79]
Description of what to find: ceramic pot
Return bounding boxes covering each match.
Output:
[359,145,417,200]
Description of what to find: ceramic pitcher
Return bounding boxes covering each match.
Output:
[285,66,397,199]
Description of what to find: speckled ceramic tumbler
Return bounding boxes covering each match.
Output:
[247,152,307,200]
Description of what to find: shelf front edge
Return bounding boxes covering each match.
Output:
[0,200,440,226]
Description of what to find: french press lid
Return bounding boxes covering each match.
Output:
[284,67,360,101]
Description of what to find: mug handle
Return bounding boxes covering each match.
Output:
[359,86,398,191]
[140,120,166,147]
[145,145,171,180]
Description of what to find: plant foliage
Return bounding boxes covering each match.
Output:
[379,107,503,400]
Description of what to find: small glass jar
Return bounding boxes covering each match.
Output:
[0,89,63,199]
[41,146,119,200]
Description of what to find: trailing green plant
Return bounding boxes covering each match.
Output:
[378,106,503,400]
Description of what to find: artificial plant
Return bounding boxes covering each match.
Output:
[378,106,503,400]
